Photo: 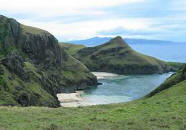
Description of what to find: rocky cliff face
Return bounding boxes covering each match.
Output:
[0,15,97,107]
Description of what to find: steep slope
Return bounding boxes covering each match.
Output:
[74,36,170,74]
[59,42,86,55]
[148,64,186,97]
[0,15,97,107]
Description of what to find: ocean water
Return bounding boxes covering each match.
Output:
[81,73,172,105]
[130,43,186,62]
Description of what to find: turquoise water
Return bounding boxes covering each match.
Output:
[81,73,172,105]
[80,43,186,105]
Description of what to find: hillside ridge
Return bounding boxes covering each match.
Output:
[0,15,97,107]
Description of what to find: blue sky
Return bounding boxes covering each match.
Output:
[0,0,186,42]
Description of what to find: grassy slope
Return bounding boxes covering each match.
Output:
[59,42,86,55]
[74,36,169,74]
[0,68,185,130]
[0,15,97,107]
[148,65,186,97]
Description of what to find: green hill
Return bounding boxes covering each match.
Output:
[0,65,185,129]
[148,64,186,97]
[73,36,171,74]
[0,15,97,107]
[59,42,86,55]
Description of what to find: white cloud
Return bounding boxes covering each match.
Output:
[0,0,144,16]
[18,17,151,41]
[1,0,186,42]
[0,0,147,40]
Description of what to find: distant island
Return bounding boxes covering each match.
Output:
[67,36,185,47]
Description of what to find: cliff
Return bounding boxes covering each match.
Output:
[0,15,97,107]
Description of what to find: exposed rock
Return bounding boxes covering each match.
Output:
[0,15,97,107]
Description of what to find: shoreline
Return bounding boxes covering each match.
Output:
[57,72,119,107]
[57,91,84,107]
[92,72,119,79]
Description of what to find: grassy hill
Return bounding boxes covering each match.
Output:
[59,42,86,55]
[0,65,185,129]
[72,36,172,74]
[0,15,97,107]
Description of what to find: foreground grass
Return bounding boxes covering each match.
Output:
[0,81,186,130]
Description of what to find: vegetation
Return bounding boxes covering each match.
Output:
[0,66,186,129]
[73,36,171,74]
[0,15,185,130]
[167,62,184,71]
[0,15,97,107]
[148,64,186,97]
[59,42,86,55]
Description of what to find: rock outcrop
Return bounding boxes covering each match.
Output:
[0,15,97,107]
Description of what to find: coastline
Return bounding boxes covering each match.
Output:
[92,72,119,79]
[57,72,119,107]
[57,91,84,107]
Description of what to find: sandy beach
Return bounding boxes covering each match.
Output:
[57,91,84,107]
[92,72,119,79]
[57,72,119,107]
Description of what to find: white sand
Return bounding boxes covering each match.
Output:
[57,91,84,107]
[92,72,119,79]
[57,72,120,107]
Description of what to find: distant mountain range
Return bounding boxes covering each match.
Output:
[67,37,185,47]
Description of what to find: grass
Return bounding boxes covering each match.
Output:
[0,15,97,107]
[73,36,169,74]
[0,82,185,129]
[21,24,48,35]
[0,64,59,107]
[0,68,186,130]
[59,42,86,55]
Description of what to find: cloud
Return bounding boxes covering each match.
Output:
[0,0,144,17]
[98,27,157,36]
[0,0,186,41]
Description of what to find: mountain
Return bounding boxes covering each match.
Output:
[72,36,172,74]
[68,37,112,46]
[68,37,184,47]
[0,15,97,107]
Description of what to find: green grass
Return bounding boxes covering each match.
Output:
[0,64,59,107]
[0,15,97,107]
[148,65,186,97]
[0,67,186,130]
[0,80,185,130]
[59,42,86,55]
[21,24,48,35]
[73,36,169,74]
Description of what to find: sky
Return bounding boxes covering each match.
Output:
[0,0,186,42]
